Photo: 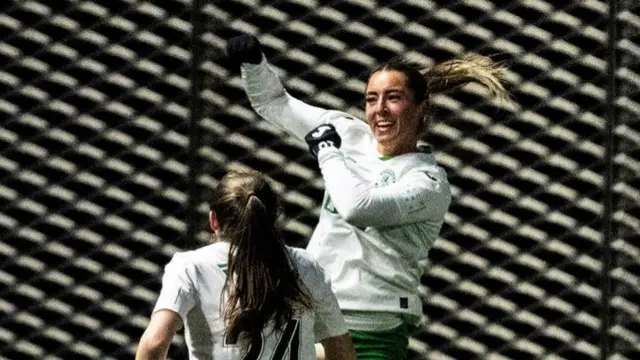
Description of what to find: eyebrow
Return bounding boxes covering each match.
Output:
[365,88,404,96]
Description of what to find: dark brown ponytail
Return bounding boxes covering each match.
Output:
[210,170,314,343]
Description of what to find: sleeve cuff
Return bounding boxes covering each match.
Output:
[317,146,342,166]
[240,53,268,73]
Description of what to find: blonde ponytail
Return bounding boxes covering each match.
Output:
[367,53,512,136]
[424,53,510,102]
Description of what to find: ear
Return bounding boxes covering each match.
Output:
[418,101,431,127]
[209,211,218,232]
[417,100,429,117]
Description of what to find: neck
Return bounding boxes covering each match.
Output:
[211,232,229,244]
[377,142,414,157]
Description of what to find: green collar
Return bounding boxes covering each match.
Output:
[379,155,395,161]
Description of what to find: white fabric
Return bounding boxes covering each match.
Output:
[342,311,404,331]
[241,57,452,327]
[242,54,329,139]
[152,242,347,360]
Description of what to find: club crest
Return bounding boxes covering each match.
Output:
[376,169,396,187]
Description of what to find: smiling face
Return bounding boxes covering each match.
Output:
[365,70,424,156]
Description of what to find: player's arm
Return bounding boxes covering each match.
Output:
[306,125,451,228]
[136,253,196,360]
[321,148,450,228]
[227,35,330,140]
[136,310,182,360]
[316,335,357,360]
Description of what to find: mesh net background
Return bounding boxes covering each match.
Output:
[0,0,638,359]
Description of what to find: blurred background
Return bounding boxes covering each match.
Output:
[0,0,638,359]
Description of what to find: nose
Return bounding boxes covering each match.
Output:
[373,98,387,114]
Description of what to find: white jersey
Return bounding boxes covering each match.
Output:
[241,56,452,326]
[152,242,348,360]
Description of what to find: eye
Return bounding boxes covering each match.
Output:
[365,97,376,103]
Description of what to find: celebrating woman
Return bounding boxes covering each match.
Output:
[227,35,510,359]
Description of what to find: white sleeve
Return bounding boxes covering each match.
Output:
[241,54,330,140]
[312,261,349,341]
[152,253,196,324]
[317,147,451,228]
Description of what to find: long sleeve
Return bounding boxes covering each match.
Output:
[317,148,451,228]
[241,55,331,140]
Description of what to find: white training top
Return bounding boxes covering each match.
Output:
[153,242,348,360]
[241,56,452,328]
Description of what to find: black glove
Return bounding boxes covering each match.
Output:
[226,35,263,66]
[304,124,342,159]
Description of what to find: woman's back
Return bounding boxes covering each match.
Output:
[154,242,345,360]
[137,169,355,360]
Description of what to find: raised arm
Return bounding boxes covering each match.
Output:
[227,35,331,140]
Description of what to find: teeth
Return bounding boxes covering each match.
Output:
[377,122,392,133]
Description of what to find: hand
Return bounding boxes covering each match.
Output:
[305,124,342,159]
[226,35,263,65]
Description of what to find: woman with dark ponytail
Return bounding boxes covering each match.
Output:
[136,170,356,360]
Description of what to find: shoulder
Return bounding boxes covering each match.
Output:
[164,243,229,274]
[287,247,328,284]
[406,153,449,182]
[287,246,319,271]
[393,154,451,202]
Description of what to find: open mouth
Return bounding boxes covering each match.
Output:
[376,121,394,132]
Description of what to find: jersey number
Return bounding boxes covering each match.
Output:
[226,319,301,360]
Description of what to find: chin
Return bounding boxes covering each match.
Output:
[375,139,399,154]
[375,134,392,146]
[375,130,397,144]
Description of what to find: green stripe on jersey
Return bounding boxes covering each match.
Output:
[217,263,228,275]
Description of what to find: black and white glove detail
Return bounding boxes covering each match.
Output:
[304,124,342,159]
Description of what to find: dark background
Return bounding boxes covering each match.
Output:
[0,1,638,359]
